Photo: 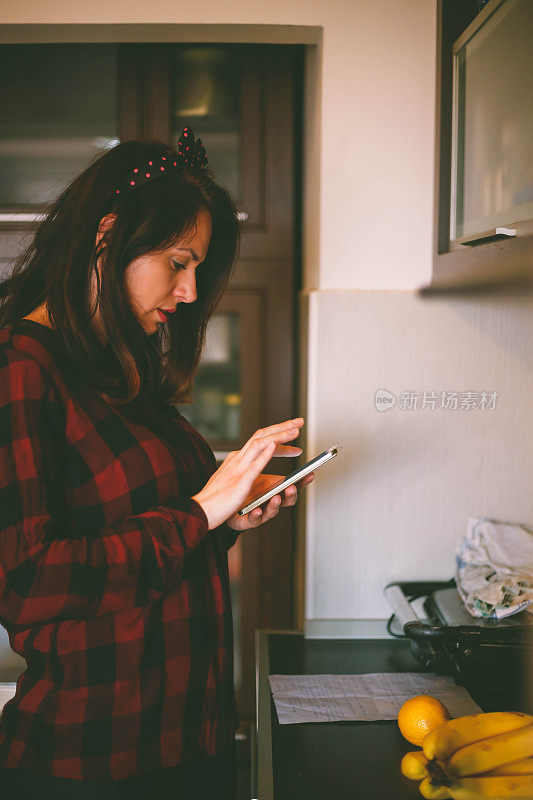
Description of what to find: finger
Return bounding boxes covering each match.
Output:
[281,486,297,506]
[243,432,300,468]
[240,439,276,472]
[272,443,303,457]
[269,427,302,455]
[248,500,273,525]
[248,507,264,526]
[261,494,282,520]
[255,418,304,439]
[261,426,302,450]
[242,419,304,453]
[249,493,282,526]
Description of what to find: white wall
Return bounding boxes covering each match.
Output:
[2,0,532,632]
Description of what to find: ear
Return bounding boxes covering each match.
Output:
[95,213,116,250]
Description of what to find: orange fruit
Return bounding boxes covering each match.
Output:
[397,695,450,746]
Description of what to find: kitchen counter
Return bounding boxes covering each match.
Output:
[253,629,524,800]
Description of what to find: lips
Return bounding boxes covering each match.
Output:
[157,308,177,322]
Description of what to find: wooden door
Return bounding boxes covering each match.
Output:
[152,44,304,726]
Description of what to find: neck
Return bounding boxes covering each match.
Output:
[23,302,54,329]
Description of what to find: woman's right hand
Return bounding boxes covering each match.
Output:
[192,418,305,530]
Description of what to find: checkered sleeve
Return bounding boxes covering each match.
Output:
[0,351,210,628]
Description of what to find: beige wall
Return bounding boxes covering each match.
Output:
[3,1,532,632]
[301,290,533,629]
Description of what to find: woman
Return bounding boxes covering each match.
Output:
[0,130,313,799]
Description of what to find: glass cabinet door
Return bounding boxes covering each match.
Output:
[178,291,262,454]
[451,0,533,241]
[179,312,242,442]
[173,47,241,202]
[0,44,119,209]
[170,44,264,229]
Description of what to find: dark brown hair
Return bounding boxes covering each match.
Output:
[0,140,240,407]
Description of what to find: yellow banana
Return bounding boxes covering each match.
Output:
[446,724,533,779]
[448,774,533,799]
[419,778,452,799]
[402,750,430,780]
[423,713,533,762]
[485,757,533,776]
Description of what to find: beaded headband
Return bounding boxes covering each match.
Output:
[114,126,208,196]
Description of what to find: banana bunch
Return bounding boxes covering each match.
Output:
[400,711,533,799]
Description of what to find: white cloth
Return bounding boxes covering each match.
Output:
[455,517,533,620]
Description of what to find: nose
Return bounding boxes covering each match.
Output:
[174,272,197,304]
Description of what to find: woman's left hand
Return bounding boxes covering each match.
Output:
[226,472,315,531]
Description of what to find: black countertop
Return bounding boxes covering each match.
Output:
[253,630,526,800]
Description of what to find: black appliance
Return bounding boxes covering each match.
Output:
[385,580,533,706]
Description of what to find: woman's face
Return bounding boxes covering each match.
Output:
[125,208,212,335]
[93,208,212,342]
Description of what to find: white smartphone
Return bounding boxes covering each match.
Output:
[237,443,342,516]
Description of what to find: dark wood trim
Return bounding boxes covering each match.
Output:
[143,44,173,143]
[220,258,296,722]
[423,0,533,296]
[238,46,266,230]
[238,44,298,260]
[117,44,144,140]
[210,290,265,727]
[237,509,262,726]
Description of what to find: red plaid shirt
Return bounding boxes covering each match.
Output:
[0,319,240,781]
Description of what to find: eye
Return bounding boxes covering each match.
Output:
[171,260,186,272]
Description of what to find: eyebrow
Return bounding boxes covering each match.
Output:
[178,247,203,263]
